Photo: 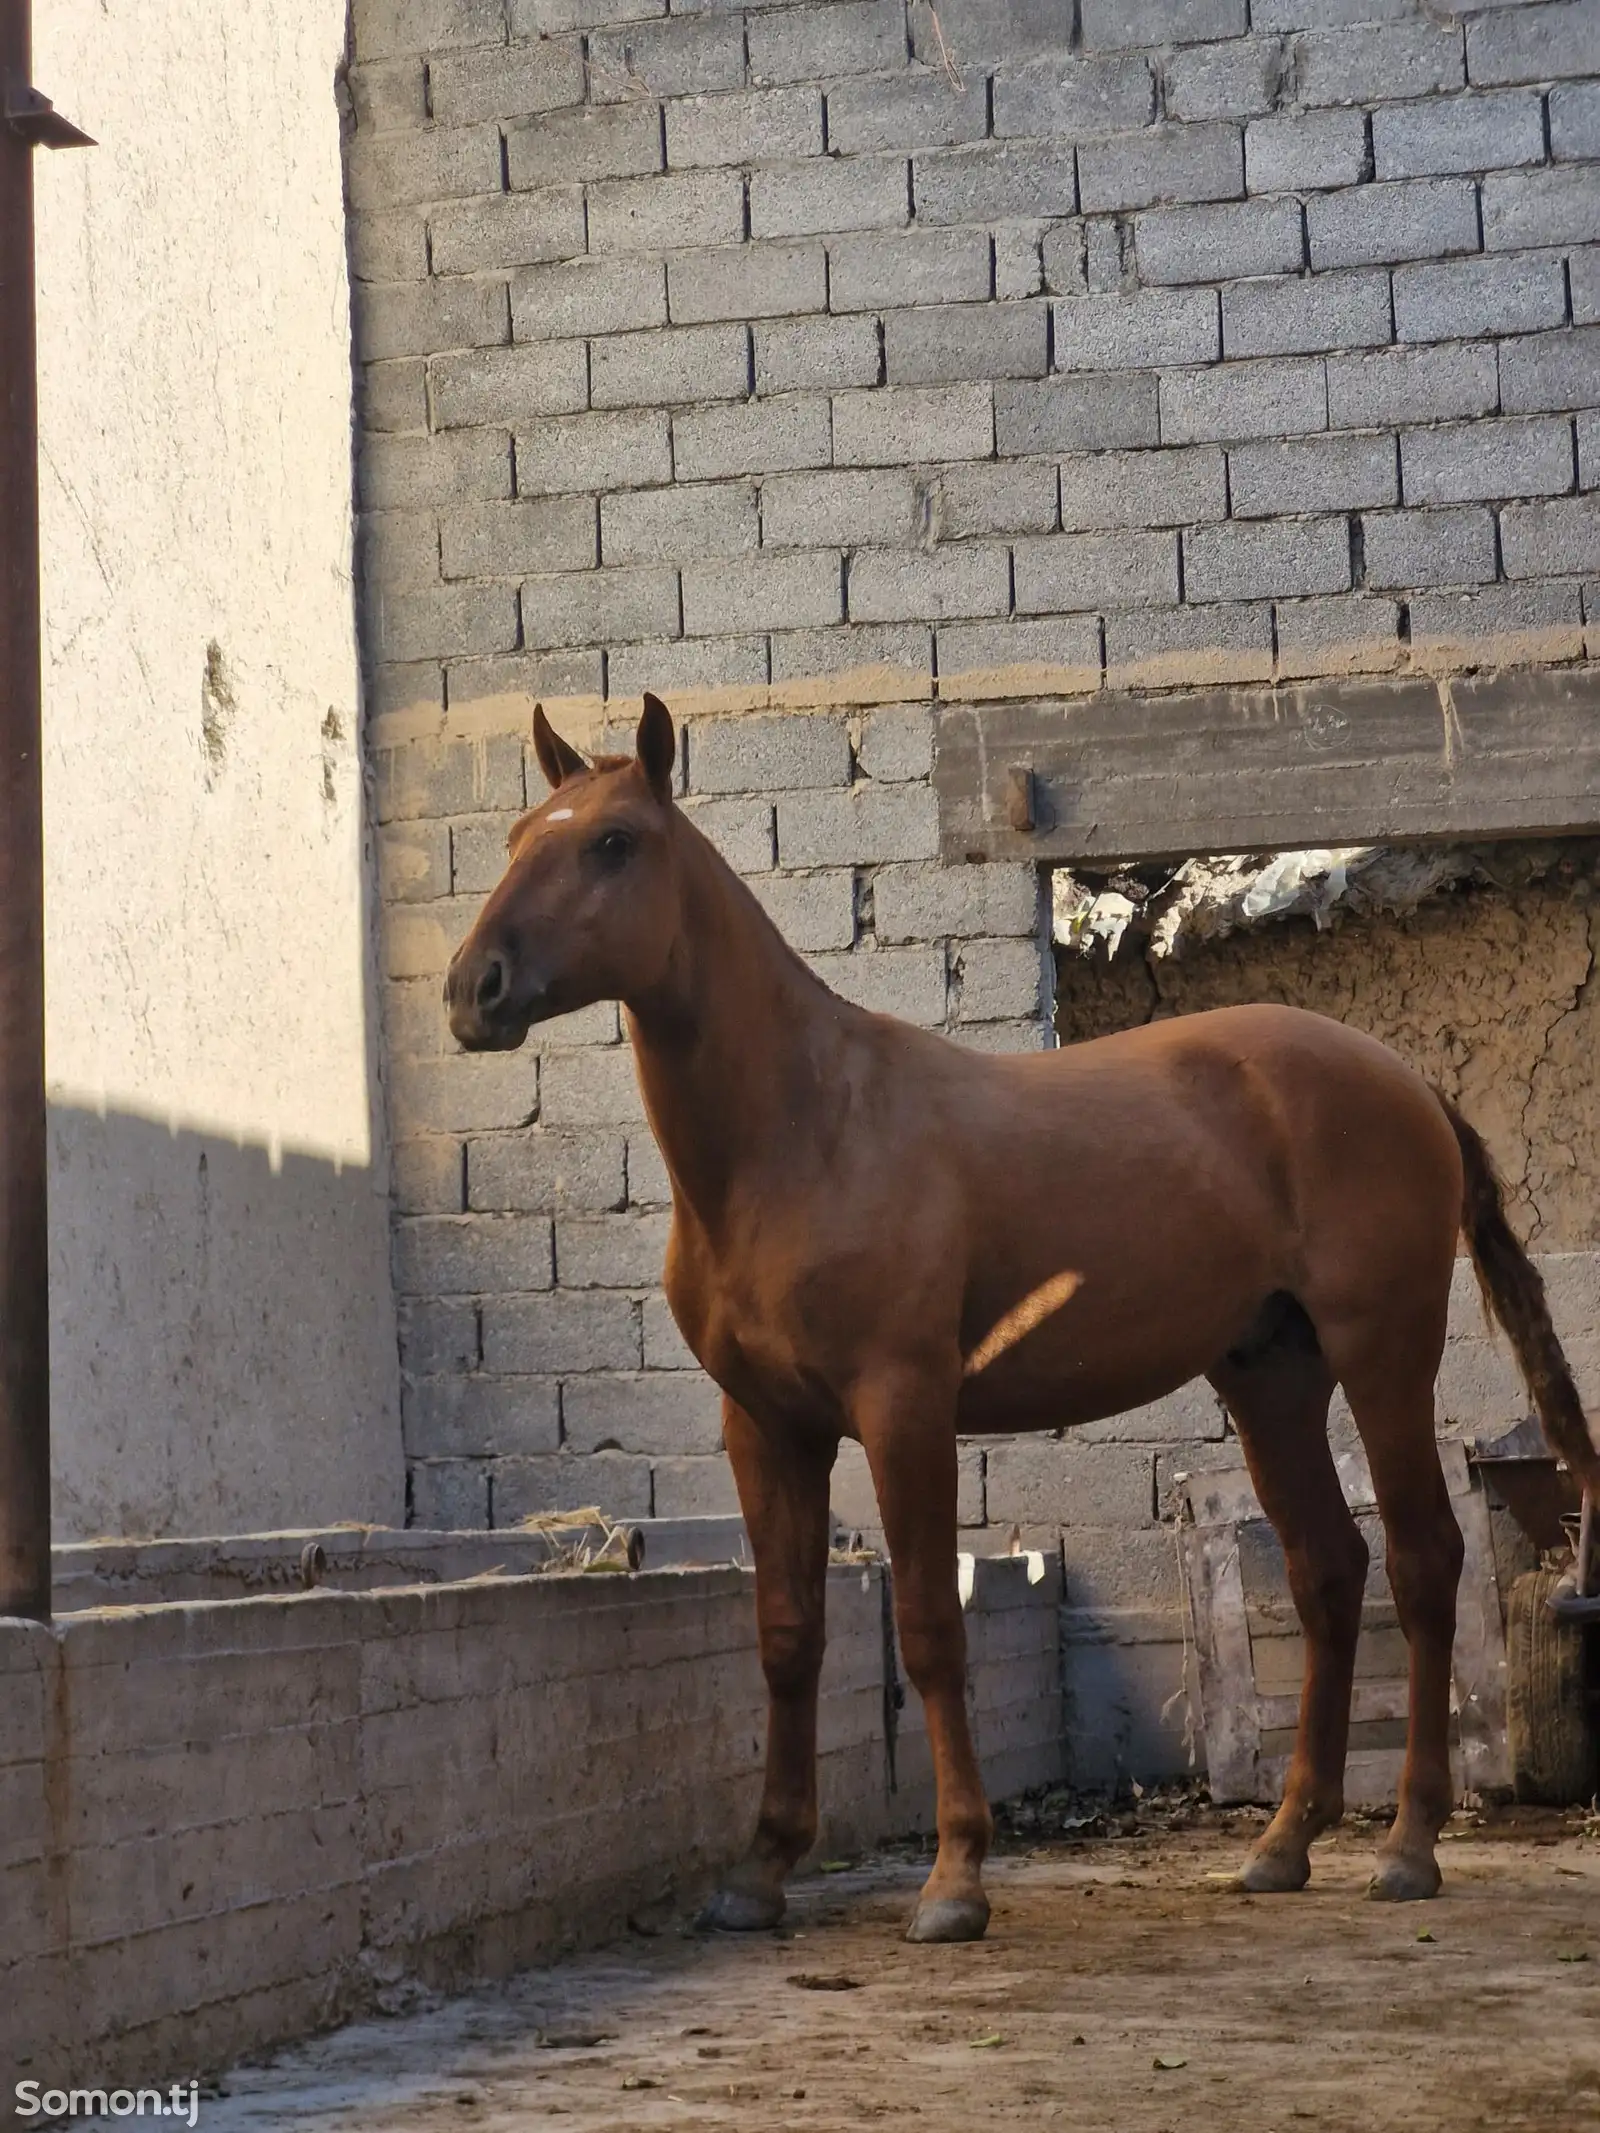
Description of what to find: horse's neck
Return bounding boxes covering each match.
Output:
[625,818,846,1227]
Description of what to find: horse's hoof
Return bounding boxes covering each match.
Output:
[698,1884,786,1932]
[1234,1848,1311,1894]
[1367,1854,1442,1903]
[906,1895,990,1944]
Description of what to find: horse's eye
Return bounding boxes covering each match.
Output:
[593,829,632,869]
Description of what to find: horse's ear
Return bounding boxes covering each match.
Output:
[531,703,588,790]
[636,692,676,803]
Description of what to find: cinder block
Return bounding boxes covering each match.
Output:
[352,0,505,61]
[936,617,1101,697]
[683,552,844,636]
[1501,325,1600,416]
[1053,288,1218,372]
[1158,357,1326,443]
[587,14,744,102]
[556,1213,672,1288]
[429,190,587,277]
[627,1131,673,1207]
[506,103,661,190]
[1163,35,1285,122]
[985,1439,1154,1528]
[643,1293,697,1367]
[1291,21,1464,106]
[679,795,775,872]
[362,506,439,591]
[1245,109,1368,194]
[996,223,1047,300]
[992,52,1152,137]
[1306,177,1478,270]
[399,1297,478,1376]
[1373,88,1544,182]
[652,1456,741,1517]
[361,429,513,511]
[833,383,994,465]
[1500,495,1600,580]
[468,1131,627,1214]
[1078,124,1243,216]
[349,55,429,133]
[1361,505,1496,590]
[1274,594,1402,678]
[1228,432,1397,517]
[1222,269,1391,359]
[431,342,587,429]
[1013,530,1179,613]
[369,581,519,666]
[610,633,769,703]
[1183,517,1352,602]
[755,314,882,394]
[375,731,525,823]
[1572,247,1600,325]
[1103,601,1274,688]
[1059,445,1227,531]
[674,395,832,478]
[404,1374,561,1458]
[588,170,745,255]
[873,860,1040,944]
[1400,415,1574,505]
[1410,581,1584,668]
[1579,411,1598,492]
[601,482,758,566]
[689,713,853,795]
[539,1046,648,1126]
[411,1459,491,1530]
[368,660,444,722]
[429,37,585,123]
[952,937,1046,1023]
[481,1291,640,1373]
[1254,0,1412,19]
[512,257,666,340]
[385,897,475,981]
[350,208,429,285]
[1325,342,1497,428]
[1551,82,1600,163]
[768,623,933,701]
[491,1450,651,1522]
[809,944,947,1025]
[884,301,1049,385]
[749,869,858,952]
[828,73,987,155]
[562,1373,724,1455]
[669,242,826,324]
[356,278,509,366]
[777,785,940,867]
[668,86,823,169]
[849,544,1011,623]
[927,460,1058,539]
[522,566,680,652]
[858,705,934,784]
[347,124,502,211]
[395,1214,553,1297]
[1081,0,1244,45]
[1135,199,1303,287]
[913,142,1078,226]
[996,373,1159,453]
[749,0,904,84]
[750,154,909,239]
[828,228,991,312]
[761,469,916,550]
[392,1138,465,1215]
[591,323,749,410]
[1394,254,1566,343]
[515,409,672,495]
[1466,4,1594,90]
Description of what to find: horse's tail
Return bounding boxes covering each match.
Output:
[1436,1090,1600,1495]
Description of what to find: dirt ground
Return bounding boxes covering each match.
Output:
[196,1802,1600,2133]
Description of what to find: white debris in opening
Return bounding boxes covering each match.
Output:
[1053,846,1494,961]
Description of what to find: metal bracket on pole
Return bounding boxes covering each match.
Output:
[4,70,93,150]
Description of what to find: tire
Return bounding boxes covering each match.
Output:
[1506,1569,1597,1806]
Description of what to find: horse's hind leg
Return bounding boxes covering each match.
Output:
[1209,1312,1368,1894]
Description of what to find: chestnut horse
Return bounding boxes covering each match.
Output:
[446,695,1600,1943]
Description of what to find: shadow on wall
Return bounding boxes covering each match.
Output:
[48,1103,403,1543]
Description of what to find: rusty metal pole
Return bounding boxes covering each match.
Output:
[0,0,90,1621]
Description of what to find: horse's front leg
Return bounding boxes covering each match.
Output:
[702,1395,837,1931]
[857,1364,992,1944]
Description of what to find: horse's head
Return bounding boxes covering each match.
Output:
[445,693,680,1051]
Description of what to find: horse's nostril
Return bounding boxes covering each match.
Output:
[476,955,507,1012]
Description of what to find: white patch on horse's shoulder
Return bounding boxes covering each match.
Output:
[548,807,574,821]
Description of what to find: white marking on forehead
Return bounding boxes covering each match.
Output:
[548,807,574,821]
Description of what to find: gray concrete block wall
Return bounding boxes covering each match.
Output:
[348,0,1600,1593]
